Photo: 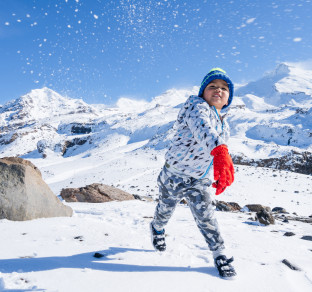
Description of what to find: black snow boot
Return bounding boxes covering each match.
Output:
[150,222,166,252]
[214,255,237,278]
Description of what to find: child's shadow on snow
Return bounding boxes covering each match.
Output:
[0,247,217,277]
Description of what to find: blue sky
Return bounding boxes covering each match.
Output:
[0,0,311,105]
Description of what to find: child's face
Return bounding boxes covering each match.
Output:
[202,79,230,111]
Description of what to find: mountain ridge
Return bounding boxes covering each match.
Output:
[0,62,311,174]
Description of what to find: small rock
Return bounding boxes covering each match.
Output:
[272,207,287,214]
[216,201,232,212]
[282,259,301,271]
[93,252,105,258]
[284,232,295,237]
[215,201,241,212]
[256,209,275,225]
[133,194,142,200]
[228,202,242,211]
[301,235,312,241]
[283,218,289,223]
[245,204,271,213]
[74,236,84,241]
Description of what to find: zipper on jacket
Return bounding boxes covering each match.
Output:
[200,106,225,179]
[212,106,224,131]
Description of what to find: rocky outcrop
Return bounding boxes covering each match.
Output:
[215,200,312,225]
[58,123,94,135]
[232,150,312,175]
[0,157,73,221]
[60,183,135,203]
[62,137,89,156]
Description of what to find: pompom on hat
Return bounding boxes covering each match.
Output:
[198,68,234,110]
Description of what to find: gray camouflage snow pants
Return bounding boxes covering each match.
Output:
[152,165,225,252]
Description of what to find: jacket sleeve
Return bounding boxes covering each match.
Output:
[183,96,228,150]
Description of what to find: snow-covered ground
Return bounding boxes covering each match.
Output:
[0,148,312,292]
[0,199,311,292]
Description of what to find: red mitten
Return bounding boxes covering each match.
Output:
[210,145,234,195]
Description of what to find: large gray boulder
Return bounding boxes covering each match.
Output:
[0,157,73,221]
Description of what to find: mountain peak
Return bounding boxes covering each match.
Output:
[236,62,312,106]
[21,87,72,105]
[2,87,98,126]
[266,63,291,78]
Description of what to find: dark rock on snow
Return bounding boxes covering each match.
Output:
[60,183,135,203]
[272,207,288,213]
[256,209,275,225]
[215,201,242,212]
[284,232,295,237]
[232,150,312,175]
[275,214,312,224]
[282,259,301,271]
[93,252,105,258]
[245,204,271,213]
[301,235,312,241]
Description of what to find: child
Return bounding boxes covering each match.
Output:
[150,68,236,278]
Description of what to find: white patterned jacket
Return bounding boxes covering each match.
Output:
[165,95,230,179]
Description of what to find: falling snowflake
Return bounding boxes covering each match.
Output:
[246,18,256,24]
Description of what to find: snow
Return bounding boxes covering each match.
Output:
[0,166,312,291]
[0,62,312,291]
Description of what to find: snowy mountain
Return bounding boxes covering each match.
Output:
[0,87,99,157]
[236,63,312,106]
[0,63,311,174]
[0,87,98,126]
[228,62,312,173]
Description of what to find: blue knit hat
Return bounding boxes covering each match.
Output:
[198,68,234,110]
